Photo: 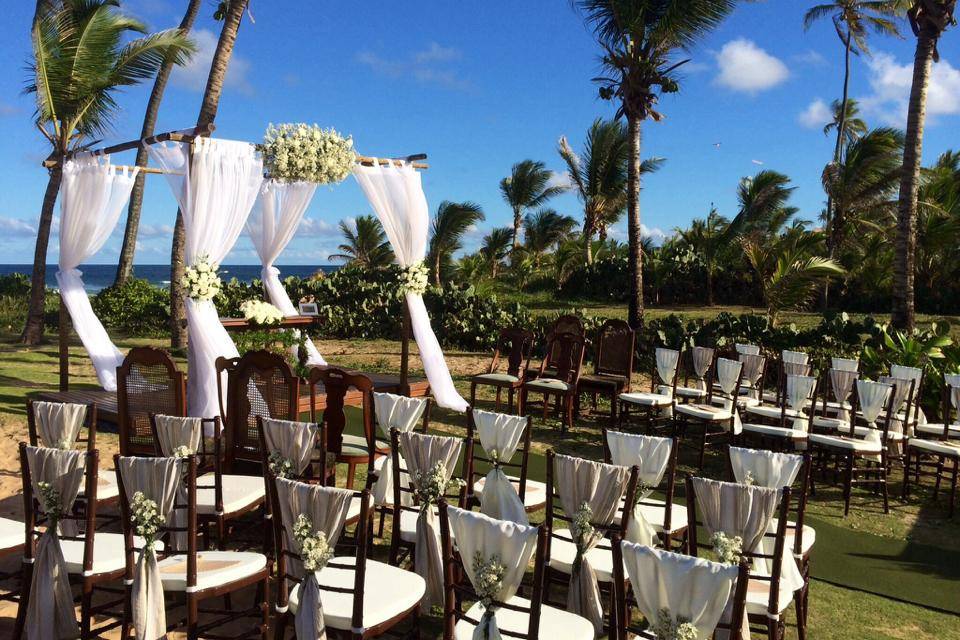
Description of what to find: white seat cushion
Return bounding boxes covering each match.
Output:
[157,551,267,591]
[196,473,265,516]
[675,403,732,421]
[619,392,673,408]
[340,433,372,457]
[773,519,816,557]
[907,438,960,457]
[525,379,572,393]
[746,578,794,616]
[745,405,801,421]
[812,416,847,431]
[742,423,808,442]
[61,533,162,576]
[548,528,617,582]
[455,595,594,640]
[289,556,424,630]
[849,426,904,441]
[635,498,688,534]
[474,373,520,384]
[915,423,960,438]
[0,517,22,553]
[675,386,708,399]
[472,476,547,510]
[808,434,882,453]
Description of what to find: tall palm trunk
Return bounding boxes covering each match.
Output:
[511,207,522,254]
[169,0,248,348]
[893,31,937,331]
[823,34,852,310]
[707,266,715,306]
[21,164,63,344]
[115,0,202,286]
[433,253,442,287]
[583,211,594,265]
[626,114,643,328]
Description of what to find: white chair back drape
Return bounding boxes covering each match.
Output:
[57,156,138,390]
[247,180,326,366]
[729,446,803,491]
[735,343,760,356]
[148,138,264,418]
[371,393,427,506]
[446,507,539,640]
[605,430,672,546]
[655,348,680,416]
[152,415,203,457]
[352,161,468,412]
[715,358,743,434]
[262,418,320,477]
[691,346,714,390]
[739,353,765,399]
[473,409,529,524]
[946,374,960,423]
[786,375,817,431]
[891,364,926,425]
[829,368,859,422]
[32,401,86,449]
[832,357,859,372]
[782,350,808,365]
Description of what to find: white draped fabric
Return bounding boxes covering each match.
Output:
[473,409,529,524]
[655,348,680,417]
[735,343,760,356]
[829,368,859,422]
[32,401,86,450]
[352,161,468,412]
[715,358,744,434]
[247,180,326,366]
[729,447,803,491]
[786,375,817,431]
[832,357,859,372]
[691,346,714,390]
[371,393,428,506]
[57,156,139,390]
[782,350,808,365]
[891,364,927,425]
[857,380,893,458]
[148,138,264,418]
[605,430,672,546]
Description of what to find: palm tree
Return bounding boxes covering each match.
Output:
[728,170,799,239]
[523,209,578,264]
[454,253,493,293]
[479,227,513,278]
[427,201,485,286]
[823,97,869,151]
[115,0,203,286]
[21,0,194,345]
[576,0,736,328]
[499,160,566,253]
[676,207,729,306]
[169,0,249,348]
[328,215,394,268]
[893,0,957,330]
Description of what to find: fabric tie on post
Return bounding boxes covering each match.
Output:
[57,156,139,391]
[605,430,672,547]
[654,348,680,417]
[32,401,87,449]
[715,358,743,434]
[371,393,427,506]
[473,409,528,525]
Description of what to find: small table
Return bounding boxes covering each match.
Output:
[220,315,321,370]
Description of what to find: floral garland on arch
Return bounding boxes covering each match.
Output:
[259,123,355,184]
[183,256,222,302]
[240,299,284,326]
[398,261,430,296]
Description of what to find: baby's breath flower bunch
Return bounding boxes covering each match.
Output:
[55,437,73,450]
[172,445,194,459]
[130,491,166,551]
[268,451,296,479]
[633,478,652,506]
[413,461,465,508]
[650,608,699,640]
[183,256,222,302]
[398,262,429,296]
[260,123,355,185]
[743,470,755,486]
[710,531,744,566]
[240,300,284,326]
[37,481,63,525]
[293,514,334,572]
[571,501,595,570]
[472,551,506,640]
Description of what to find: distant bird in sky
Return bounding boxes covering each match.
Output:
[751,159,764,165]
[713,142,722,149]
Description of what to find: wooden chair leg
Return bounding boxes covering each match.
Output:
[949,461,958,518]
[260,575,270,640]
[495,387,502,412]
[842,454,854,517]
[901,449,911,500]
[187,593,199,640]
[274,611,288,640]
[469,382,477,409]
[508,386,515,412]
[80,580,94,639]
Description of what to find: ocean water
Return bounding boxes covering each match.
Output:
[0,264,337,293]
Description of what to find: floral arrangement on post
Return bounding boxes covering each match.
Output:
[710,531,744,566]
[268,451,296,479]
[183,256,222,302]
[130,491,166,551]
[260,123,355,184]
[413,461,465,509]
[240,299,284,326]
[472,551,506,640]
[292,514,334,572]
[37,481,64,526]
[742,470,755,486]
[172,445,194,458]
[650,608,699,640]
[570,501,595,571]
[398,262,430,297]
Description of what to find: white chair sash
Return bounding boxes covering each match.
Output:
[275,478,353,640]
[473,409,528,525]
[24,446,86,640]
[553,454,631,634]
[153,415,203,457]
[786,375,817,431]
[781,350,808,365]
[399,431,464,608]
[446,507,539,640]
[32,401,86,449]
[605,430,672,546]
[739,354,765,399]
[858,380,892,431]
[655,348,680,417]
[729,447,803,491]
[715,358,744,434]
[372,393,427,506]
[262,418,320,477]
[691,346,714,390]
[891,365,926,424]
[735,343,760,356]
[690,477,778,556]
[829,369,859,422]
[831,357,859,372]
[946,374,960,422]
[880,376,913,440]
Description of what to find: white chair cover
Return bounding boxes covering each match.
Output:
[690,477,778,558]
[153,415,203,457]
[57,156,138,390]
[691,346,714,390]
[262,418,320,477]
[371,393,428,506]
[785,375,817,431]
[829,368,859,422]
[247,179,326,366]
[553,454,631,634]
[24,446,86,640]
[621,542,742,640]
[715,358,744,434]
[32,401,86,449]
[473,409,528,524]
[655,348,680,417]
[946,374,960,424]
[352,161,468,412]
[781,350,808,365]
[274,478,353,640]
[735,343,760,356]
[858,380,892,440]
[831,357,859,372]
[399,431,464,608]
[739,354,765,399]
[446,507,539,640]
[118,456,182,640]
[605,430,672,546]
[147,137,264,418]
[891,365,926,425]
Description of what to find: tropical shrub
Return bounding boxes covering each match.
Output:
[92,278,170,335]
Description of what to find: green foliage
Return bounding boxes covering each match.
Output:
[92,278,169,335]
[0,273,31,297]
[232,329,309,378]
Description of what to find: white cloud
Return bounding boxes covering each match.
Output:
[546,171,574,190]
[799,98,832,129]
[0,216,36,237]
[794,50,827,67]
[171,29,254,96]
[357,43,471,91]
[860,52,960,125]
[413,42,460,64]
[714,39,789,94]
[138,223,175,238]
[297,217,337,237]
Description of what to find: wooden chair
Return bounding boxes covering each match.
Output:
[903,377,960,517]
[741,375,820,453]
[617,347,681,435]
[577,319,635,424]
[219,350,300,473]
[469,327,535,412]
[674,345,716,403]
[674,357,746,472]
[115,454,270,640]
[117,346,186,456]
[520,332,586,433]
[0,507,23,639]
[527,315,586,381]
[308,367,378,490]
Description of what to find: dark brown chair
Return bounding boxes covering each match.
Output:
[469,327,535,412]
[577,319,635,424]
[117,347,186,456]
[26,399,98,451]
[674,357,747,472]
[527,315,586,381]
[903,377,960,517]
[219,350,299,472]
[616,347,682,435]
[520,332,587,433]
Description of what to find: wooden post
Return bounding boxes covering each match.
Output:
[400,298,411,396]
[58,295,69,391]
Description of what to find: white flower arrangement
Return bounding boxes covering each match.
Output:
[472,551,506,609]
[183,256,222,302]
[172,445,194,459]
[293,514,335,572]
[55,438,73,450]
[743,470,755,486]
[268,451,296,479]
[398,262,430,296]
[571,501,595,570]
[130,491,166,551]
[37,481,63,525]
[633,478,653,506]
[651,608,699,640]
[260,123,355,184]
[710,531,744,566]
[413,461,465,508]
[240,299,284,326]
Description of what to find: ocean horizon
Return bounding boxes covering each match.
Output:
[0,264,338,293]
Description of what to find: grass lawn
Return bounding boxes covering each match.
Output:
[0,325,958,638]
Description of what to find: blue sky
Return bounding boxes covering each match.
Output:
[0,1,958,266]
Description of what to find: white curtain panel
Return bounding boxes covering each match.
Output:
[352,161,468,412]
[57,156,138,390]
[247,180,327,366]
[148,138,264,418]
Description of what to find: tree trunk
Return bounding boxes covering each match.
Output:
[169,0,249,348]
[21,165,62,345]
[433,252,442,287]
[823,34,852,311]
[115,0,202,286]
[707,267,715,307]
[583,216,594,265]
[626,114,644,329]
[893,32,936,331]
[511,207,522,254]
